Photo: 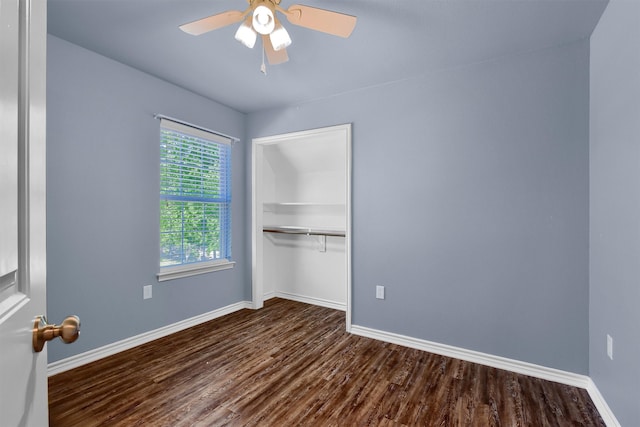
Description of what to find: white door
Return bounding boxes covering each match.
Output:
[0,0,49,425]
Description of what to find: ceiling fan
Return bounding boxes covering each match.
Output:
[179,0,357,66]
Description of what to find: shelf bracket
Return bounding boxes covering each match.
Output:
[318,235,326,252]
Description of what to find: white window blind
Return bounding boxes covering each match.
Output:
[159,118,232,270]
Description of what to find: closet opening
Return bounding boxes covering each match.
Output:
[251,124,352,330]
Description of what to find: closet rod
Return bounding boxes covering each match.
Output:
[263,226,345,237]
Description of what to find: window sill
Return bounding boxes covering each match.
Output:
[157,259,235,282]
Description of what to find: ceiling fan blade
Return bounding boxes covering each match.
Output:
[179,10,245,36]
[281,4,357,38]
[262,35,289,65]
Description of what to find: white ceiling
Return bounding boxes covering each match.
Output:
[47,0,608,114]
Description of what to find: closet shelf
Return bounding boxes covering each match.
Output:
[263,225,345,237]
[263,202,345,212]
[263,202,344,206]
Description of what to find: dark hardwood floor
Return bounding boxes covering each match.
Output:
[49,298,605,426]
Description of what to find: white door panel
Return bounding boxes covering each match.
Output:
[0,1,49,426]
[0,0,19,281]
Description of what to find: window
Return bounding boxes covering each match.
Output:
[158,118,233,281]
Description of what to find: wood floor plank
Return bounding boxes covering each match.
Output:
[49,298,605,426]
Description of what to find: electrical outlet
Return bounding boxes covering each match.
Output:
[143,284,152,300]
[376,285,385,300]
[607,334,613,360]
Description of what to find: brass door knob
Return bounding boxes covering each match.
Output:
[33,315,80,352]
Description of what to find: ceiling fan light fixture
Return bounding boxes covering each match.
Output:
[234,18,257,48]
[252,4,275,35]
[269,22,291,51]
[180,1,358,67]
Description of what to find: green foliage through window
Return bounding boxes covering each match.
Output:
[159,121,231,267]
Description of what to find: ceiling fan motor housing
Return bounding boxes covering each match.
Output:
[252,1,276,35]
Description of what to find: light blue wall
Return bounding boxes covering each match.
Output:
[46,8,639,420]
[46,36,249,363]
[590,1,640,425]
[47,32,593,376]
[248,40,591,373]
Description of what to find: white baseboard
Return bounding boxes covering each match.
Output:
[47,300,619,427]
[267,291,346,312]
[586,378,622,427]
[48,301,253,376]
[350,324,589,388]
[350,324,619,427]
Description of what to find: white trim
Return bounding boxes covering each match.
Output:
[251,140,264,310]
[46,299,619,426]
[251,123,353,326]
[350,325,624,425]
[586,379,621,427]
[157,259,235,282]
[47,301,252,376]
[345,124,352,331]
[350,324,590,388]
[270,291,346,312]
[351,325,620,425]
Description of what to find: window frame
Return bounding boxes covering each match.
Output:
[156,117,235,282]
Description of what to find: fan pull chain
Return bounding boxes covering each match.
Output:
[260,46,267,75]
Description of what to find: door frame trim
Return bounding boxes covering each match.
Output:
[251,124,352,331]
